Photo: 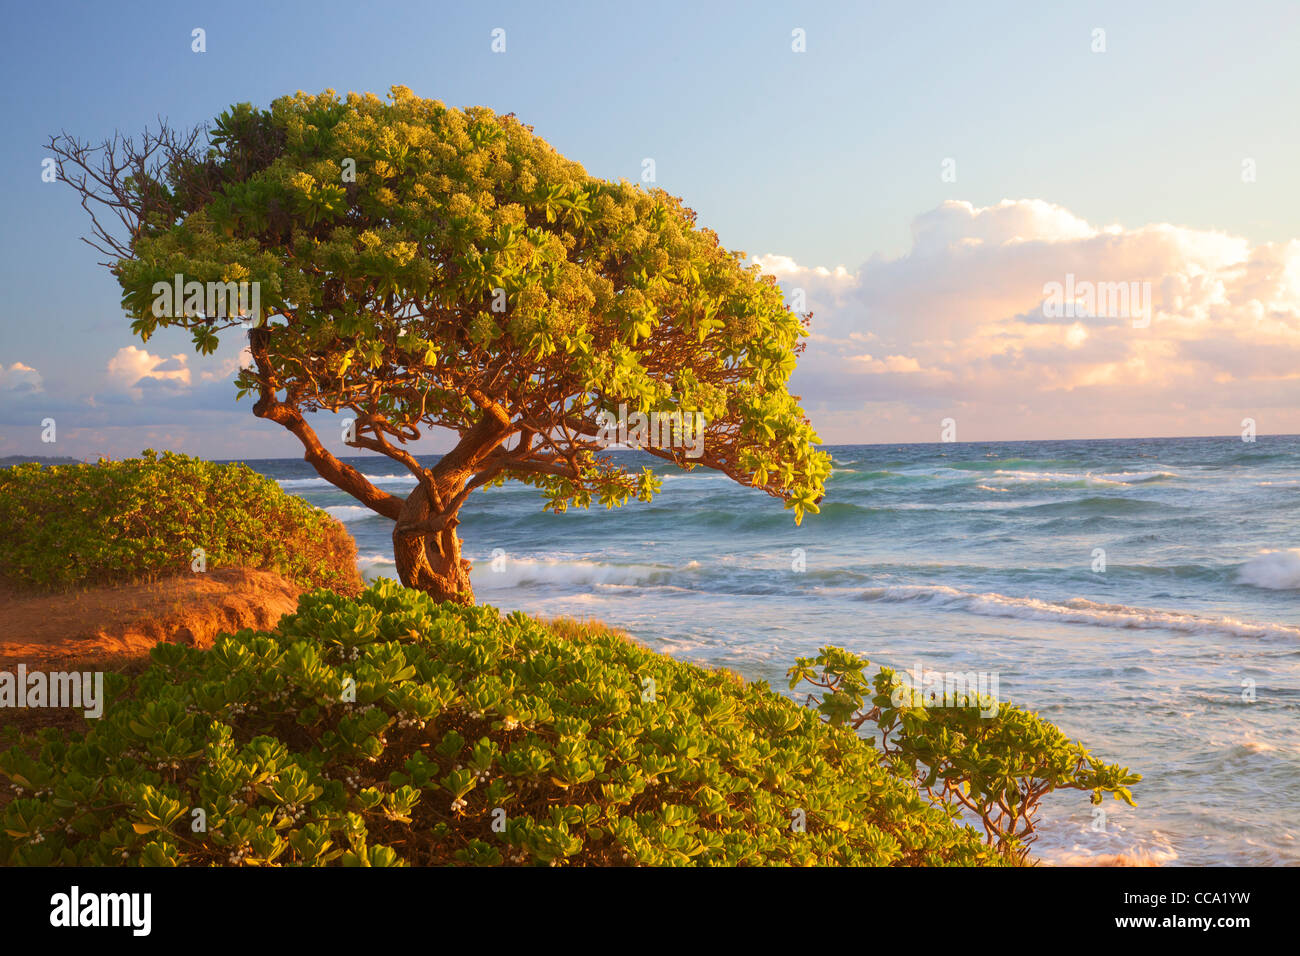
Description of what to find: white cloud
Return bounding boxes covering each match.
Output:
[758,199,1300,442]
[107,346,192,398]
[200,347,253,382]
[848,353,924,373]
[909,198,1096,252]
[0,362,43,393]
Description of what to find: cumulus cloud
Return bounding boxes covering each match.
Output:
[199,347,254,383]
[0,362,43,393]
[758,199,1300,442]
[106,346,192,398]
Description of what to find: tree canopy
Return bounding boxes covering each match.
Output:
[51,86,830,603]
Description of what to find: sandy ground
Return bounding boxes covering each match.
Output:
[0,567,309,737]
[0,567,302,670]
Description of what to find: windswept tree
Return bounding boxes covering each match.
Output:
[49,87,830,604]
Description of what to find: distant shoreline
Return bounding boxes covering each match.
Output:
[7,433,1300,467]
[0,455,84,466]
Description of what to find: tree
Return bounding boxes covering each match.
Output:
[48,86,830,604]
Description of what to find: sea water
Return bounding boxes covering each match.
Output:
[244,434,1300,866]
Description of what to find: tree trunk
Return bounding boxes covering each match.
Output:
[386,392,516,605]
[391,480,475,604]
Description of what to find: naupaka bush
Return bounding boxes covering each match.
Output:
[0,450,359,592]
[789,647,1141,862]
[0,581,1003,866]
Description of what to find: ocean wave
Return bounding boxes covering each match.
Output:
[276,473,415,489]
[993,469,1177,486]
[1237,549,1300,590]
[472,556,680,590]
[947,457,1082,472]
[1093,470,1177,484]
[859,584,1300,639]
[1041,845,1179,867]
[827,469,911,482]
[1109,562,1223,582]
[1229,740,1278,755]
[1032,811,1179,868]
[991,469,1087,484]
[835,466,1178,489]
[324,505,378,523]
[1020,496,1174,516]
[356,548,395,580]
[356,551,717,591]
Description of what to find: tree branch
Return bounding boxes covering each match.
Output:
[248,329,402,521]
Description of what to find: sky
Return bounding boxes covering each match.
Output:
[1,0,1298,459]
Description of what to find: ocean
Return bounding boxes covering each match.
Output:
[243,434,1300,866]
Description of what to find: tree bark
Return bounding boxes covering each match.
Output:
[388,390,515,604]
[391,480,475,604]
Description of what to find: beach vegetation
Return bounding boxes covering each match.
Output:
[0,582,1006,867]
[0,451,359,593]
[789,647,1142,862]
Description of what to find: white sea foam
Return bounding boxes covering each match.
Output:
[889,497,1057,512]
[1231,739,1278,755]
[277,473,415,489]
[1092,470,1178,484]
[860,584,1300,639]
[993,469,1177,485]
[1237,549,1300,590]
[357,554,397,577]
[1028,810,1181,867]
[473,556,674,590]
[324,505,376,523]
[1040,843,1180,867]
[993,470,1080,483]
[358,553,685,589]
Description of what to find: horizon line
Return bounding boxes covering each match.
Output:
[8,431,1296,464]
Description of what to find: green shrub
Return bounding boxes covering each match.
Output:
[788,647,1141,862]
[0,450,360,593]
[0,581,1003,866]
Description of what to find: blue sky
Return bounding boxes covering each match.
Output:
[2,1,1298,458]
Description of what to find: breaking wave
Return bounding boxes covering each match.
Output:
[277,473,415,489]
[1238,549,1300,590]
[860,584,1300,639]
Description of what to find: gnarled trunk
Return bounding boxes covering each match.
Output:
[391,480,475,605]
[387,393,515,605]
